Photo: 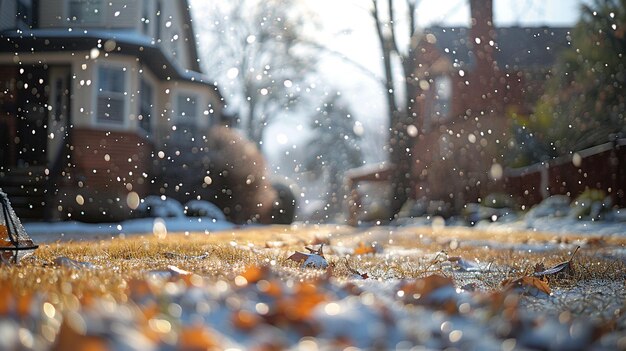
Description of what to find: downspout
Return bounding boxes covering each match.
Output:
[44,71,73,221]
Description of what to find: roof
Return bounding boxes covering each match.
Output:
[422,26,572,70]
[0,28,220,94]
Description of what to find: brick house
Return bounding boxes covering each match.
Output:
[0,0,224,221]
[410,0,572,209]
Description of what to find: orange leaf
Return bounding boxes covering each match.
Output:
[257,279,282,297]
[0,284,14,315]
[178,325,217,350]
[399,274,454,299]
[232,310,260,331]
[275,282,327,322]
[16,292,33,318]
[354,242,376,255]
[241,265,270,284]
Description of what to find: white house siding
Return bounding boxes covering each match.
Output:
[37,0,65,27]
[156,1,193,72]
[103,0,141,30]
[38,0,140,30]
[0,1,17,30]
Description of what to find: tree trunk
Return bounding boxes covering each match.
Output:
[372,0,418,220]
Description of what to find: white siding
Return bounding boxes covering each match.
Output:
[157,1,193,71]
[0,1,17,30]
[38,0,65,27]
[102,0,140,30]
[38,0,141,30]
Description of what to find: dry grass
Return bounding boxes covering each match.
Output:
[3,224,622,307]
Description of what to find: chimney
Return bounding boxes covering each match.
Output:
[469,0,495,71]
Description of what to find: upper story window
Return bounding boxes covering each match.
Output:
[97,66,127,125]
[16,0,34,29]
[68,0,102,25]
[176,94,197,125]
[433,75,452,121]
[173,93,198,142]
[138,79,153,135]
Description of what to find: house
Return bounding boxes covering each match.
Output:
[0,0,224,221]
[346,0,575,223]
[410,0,572,209]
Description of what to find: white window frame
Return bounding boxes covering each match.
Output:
[171,92,198,142]
[176,92,198,126]
[433,75,452,121]
[138,77,155,137]
[95,64,129,128]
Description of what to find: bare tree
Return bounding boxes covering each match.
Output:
[196,0,318,149]
[370,0,421,218]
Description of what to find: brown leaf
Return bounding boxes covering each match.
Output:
[533,262,546,273]
[288,245,328,269]
[502,276,551,297]
[398,274,456,311]
[287,251,309,264]
[305,244,325,257]
[533,246,579,279]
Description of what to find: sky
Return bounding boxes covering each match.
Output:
[191,0,588,165]
[273,0,587,161]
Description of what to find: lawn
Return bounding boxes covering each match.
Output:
[1,224,625,350]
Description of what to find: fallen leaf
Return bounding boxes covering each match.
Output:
[302,254,329,269]
[502,276,551,297]
[344,259,368,279]
[178,325,218,350]
[0,284,13,315]
[287,251,309,264]
[353,242,377,255]
[287,245,328,269]
[398,275,457,312]
[399,274,455,299]
[241,265,270,284]
[274,282,327,323]
[533,246,579,279]
[232,310,261,331]
[448,256,484,272]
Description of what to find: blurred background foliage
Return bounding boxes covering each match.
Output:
[514,0,626,165]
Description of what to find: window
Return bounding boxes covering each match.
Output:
[97,66,126,124]
[177,94,197,124]
[16,0,33,28]
[432,75,452,122]
[68,0,102,25]
[139,79,153,135]
[174,93,198,141]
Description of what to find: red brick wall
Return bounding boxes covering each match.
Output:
[58,128,155,221]
[72,128,154,195]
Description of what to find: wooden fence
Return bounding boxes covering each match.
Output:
[504,139,625,208]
